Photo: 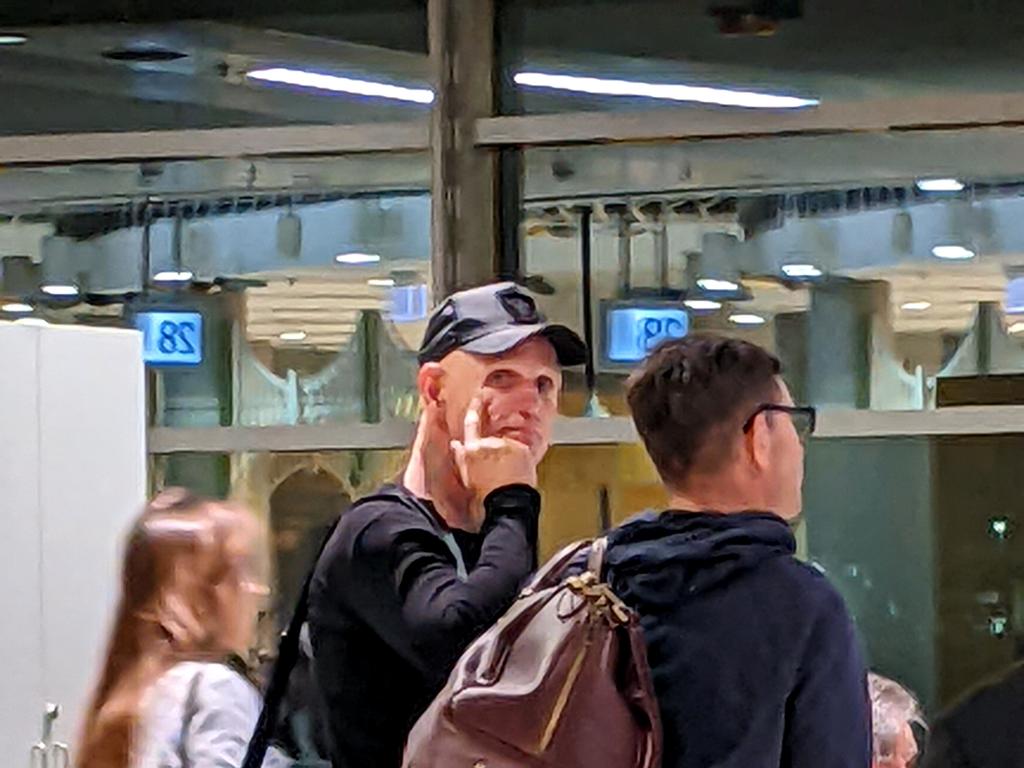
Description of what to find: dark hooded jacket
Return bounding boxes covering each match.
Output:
[603,510,871,768]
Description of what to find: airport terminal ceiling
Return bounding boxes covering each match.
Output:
[3,1,1024,133]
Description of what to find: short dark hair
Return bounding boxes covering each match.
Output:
[627,335,782,488]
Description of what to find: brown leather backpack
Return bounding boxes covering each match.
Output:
[403,538,662,768]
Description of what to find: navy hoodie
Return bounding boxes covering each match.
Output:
[604,510,871,768]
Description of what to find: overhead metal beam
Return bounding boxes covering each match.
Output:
[147,416,638,454]
[476,93,1024,147]
[0,123,429,166]
[816,406,1024,438]
[149,422,415,453]
[520,127,1024,203]
[147,406,1024,454]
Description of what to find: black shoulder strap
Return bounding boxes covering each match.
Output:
[241,487,437,768]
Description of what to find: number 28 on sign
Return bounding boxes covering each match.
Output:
[136,311,204,366]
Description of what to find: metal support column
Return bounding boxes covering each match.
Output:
[429,0,498,298]
[494,0,525,282]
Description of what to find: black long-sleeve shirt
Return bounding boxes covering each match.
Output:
[308,483,540,768]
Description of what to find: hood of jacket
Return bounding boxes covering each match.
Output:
[605,510,796,610]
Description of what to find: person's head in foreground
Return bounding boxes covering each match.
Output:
[627,335,814,519]
[870,673,925,768]
[408,282,585,529]
[78,489,265,768]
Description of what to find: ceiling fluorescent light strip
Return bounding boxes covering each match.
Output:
[246,67,816,110]
[246,68,434,104]
[514,72,818,109]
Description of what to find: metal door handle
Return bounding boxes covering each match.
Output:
[31,703,66,768]
[52,743,71,768]
[30,742,46,768]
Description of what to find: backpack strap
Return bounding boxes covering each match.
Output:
[241,486,464,768]
[522,535,611,595]
[242,523,332,768]
[587,536,609,579]
[523,538,592,593]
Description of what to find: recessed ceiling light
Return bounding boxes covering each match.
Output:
[247,68,435,104]
[41,284,80,297]
[697,278,741,292]
[931,245,976,261]
[279,331,308,342]
[781,263,823,278]
[684,299,722,311]
[368,278,396,288]
[153,270,194,283]
[916,178,965,193]
[102,45,187,63]
[729,313,767,326]
[1009,322,1024,334]
[513,72,818,109]
[335,253,381,265]
[900,301,932,312]
[15,317,49,327]
[0,33,28,46]
[2,302,33,314]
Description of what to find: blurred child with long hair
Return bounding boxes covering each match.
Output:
[78,489,290,768]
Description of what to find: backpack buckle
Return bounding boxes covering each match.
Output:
[566,573,633,627]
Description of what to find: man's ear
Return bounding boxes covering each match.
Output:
[745,413,772,473]
[417,363,445,408]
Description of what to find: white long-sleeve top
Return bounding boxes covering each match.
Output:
[135,662,292,768]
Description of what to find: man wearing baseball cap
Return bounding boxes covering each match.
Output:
[308,282,586,768]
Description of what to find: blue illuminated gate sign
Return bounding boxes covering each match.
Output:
[604,304,689,364]
[135,311,204,367]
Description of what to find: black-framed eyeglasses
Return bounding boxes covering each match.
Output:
[742,404,817,443]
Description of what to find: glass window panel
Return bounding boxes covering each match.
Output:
[147,418,1024,720]
[523,139,1024,413]
[519,129,1024,722]
[529,436,1024,716]
[154,444,667,640]
[0,153,430,427]
[804,433,1024,712]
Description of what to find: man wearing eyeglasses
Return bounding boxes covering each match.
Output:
[603,335,870,768]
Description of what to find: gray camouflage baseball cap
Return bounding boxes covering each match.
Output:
[417,282,587,367]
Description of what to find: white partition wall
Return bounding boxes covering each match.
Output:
[0,324,45,765]
[0,323,146,764]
